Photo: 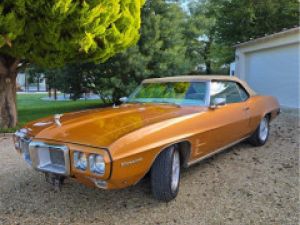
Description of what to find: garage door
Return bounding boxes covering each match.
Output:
[245,44,300,108]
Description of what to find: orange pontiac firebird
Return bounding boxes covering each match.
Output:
[14,75,280,201]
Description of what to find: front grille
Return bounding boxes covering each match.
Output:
[29,142,70,175]
[49,149,65,166]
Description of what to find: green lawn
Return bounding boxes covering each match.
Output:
[1,94,104,133]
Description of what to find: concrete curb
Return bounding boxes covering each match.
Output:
[0,133,13,138]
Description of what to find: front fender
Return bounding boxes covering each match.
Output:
[107,113,201,188]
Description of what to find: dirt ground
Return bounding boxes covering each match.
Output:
[0,111,299,225]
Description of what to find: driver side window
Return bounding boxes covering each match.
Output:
[210,81,243,104]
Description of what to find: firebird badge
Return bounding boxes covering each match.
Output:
[54,114,63,127]
[121,157,143,167]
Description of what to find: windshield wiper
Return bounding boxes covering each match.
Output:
[126,101,144,104]
[153,101,181,107]
[127,100,180,107]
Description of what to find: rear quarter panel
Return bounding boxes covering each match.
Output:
[247,95,280,132]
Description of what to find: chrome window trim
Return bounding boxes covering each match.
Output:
[235,82,250,101]
[209,80,250,104]
[29,141,70,176]
[206,80,212,106]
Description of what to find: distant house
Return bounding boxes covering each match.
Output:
[234,27,300,109]
[16,73,47,92]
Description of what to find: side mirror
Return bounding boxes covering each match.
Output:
[210,97,226,109]
[119,97,128,103]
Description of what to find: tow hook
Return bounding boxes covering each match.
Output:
[45,173,65,191]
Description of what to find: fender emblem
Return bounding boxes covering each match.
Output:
[121,157,143,167]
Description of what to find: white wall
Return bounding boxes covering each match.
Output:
[235,28,300,108]
[245,44,299,108]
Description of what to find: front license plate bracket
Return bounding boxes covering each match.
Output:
[45,173,65,192]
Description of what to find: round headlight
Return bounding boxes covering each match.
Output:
[74,151,87,170]
[89,154,105,175]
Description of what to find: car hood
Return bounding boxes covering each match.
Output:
[25,104,205,147]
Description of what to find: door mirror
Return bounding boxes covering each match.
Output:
[119,97,128,103]
[210,97,226,109]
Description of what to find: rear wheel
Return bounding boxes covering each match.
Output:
[150,145,180,202]
[248,116,270,146]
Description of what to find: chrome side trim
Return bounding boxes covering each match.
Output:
[29,141,70,176]
[187,136,249,167]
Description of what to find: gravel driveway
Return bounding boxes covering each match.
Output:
[0,111,299,225]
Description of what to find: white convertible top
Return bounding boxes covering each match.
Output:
[143,75,256,96]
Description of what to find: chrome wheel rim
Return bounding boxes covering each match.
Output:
[259,118,269,141]
[171,150,180,192]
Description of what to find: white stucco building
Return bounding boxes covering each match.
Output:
[234,27,300,109]
[16,73,46,92]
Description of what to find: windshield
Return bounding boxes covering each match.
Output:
[128,82,208,106]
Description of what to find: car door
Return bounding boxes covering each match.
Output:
[208,81,251,149]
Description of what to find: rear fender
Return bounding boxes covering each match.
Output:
[247,95,280,132]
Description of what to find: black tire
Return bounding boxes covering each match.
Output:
[150,145,180,202]
[248,116,270,146]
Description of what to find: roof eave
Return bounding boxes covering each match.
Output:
[234,27,300,48]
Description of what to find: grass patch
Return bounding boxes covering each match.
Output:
[0,94,104,133]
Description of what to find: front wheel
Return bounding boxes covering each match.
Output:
[150,145,180,202]
[248,116,270,146]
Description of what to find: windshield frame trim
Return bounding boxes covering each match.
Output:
[128,80,211,107]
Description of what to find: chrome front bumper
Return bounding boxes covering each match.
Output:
[29,142,70,176]
[16,137,70,176]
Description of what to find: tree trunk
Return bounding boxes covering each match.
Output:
[203,40,212,75]
[25,73,28,91]
[54,88,57,100]
[48,86,52,98]
[37,78,40,92]
[205,60,212,75]
[0,55,20,129]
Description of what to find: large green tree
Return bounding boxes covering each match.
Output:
[107,0,195,97]
[139,0,193,76]
[214,0,300,45]
[187,0,299,71]
[0,0,144,128]
[186,0,216,74]
[71,0,195,103]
